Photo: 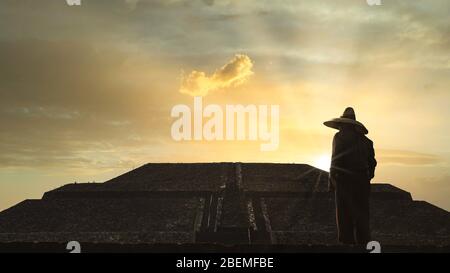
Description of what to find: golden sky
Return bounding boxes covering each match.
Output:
[0,0,449,211]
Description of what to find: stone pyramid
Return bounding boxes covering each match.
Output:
[0,163,449,252]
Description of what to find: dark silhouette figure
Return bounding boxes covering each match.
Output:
[324,107,377,245]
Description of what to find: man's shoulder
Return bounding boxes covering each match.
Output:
[362,135,374,148]
[334,131,344,138]
[334,130,352,140]
[333,131,343,143]
[364,135,374,144]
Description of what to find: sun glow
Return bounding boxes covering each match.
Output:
[313,154,331,171]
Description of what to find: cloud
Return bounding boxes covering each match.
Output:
[179,54,254,96]
[0,39,177,171]
[377,149,443,166]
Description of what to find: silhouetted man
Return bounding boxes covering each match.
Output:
[324,107,377,245]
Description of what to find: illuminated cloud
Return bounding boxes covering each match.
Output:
[377,149,443,166]
[179,54,254,96]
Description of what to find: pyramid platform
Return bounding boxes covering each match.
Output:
[0,163,449,252]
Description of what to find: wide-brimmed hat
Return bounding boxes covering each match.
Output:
[323,107,368,134]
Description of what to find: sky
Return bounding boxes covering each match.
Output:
[0,0,449,211]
